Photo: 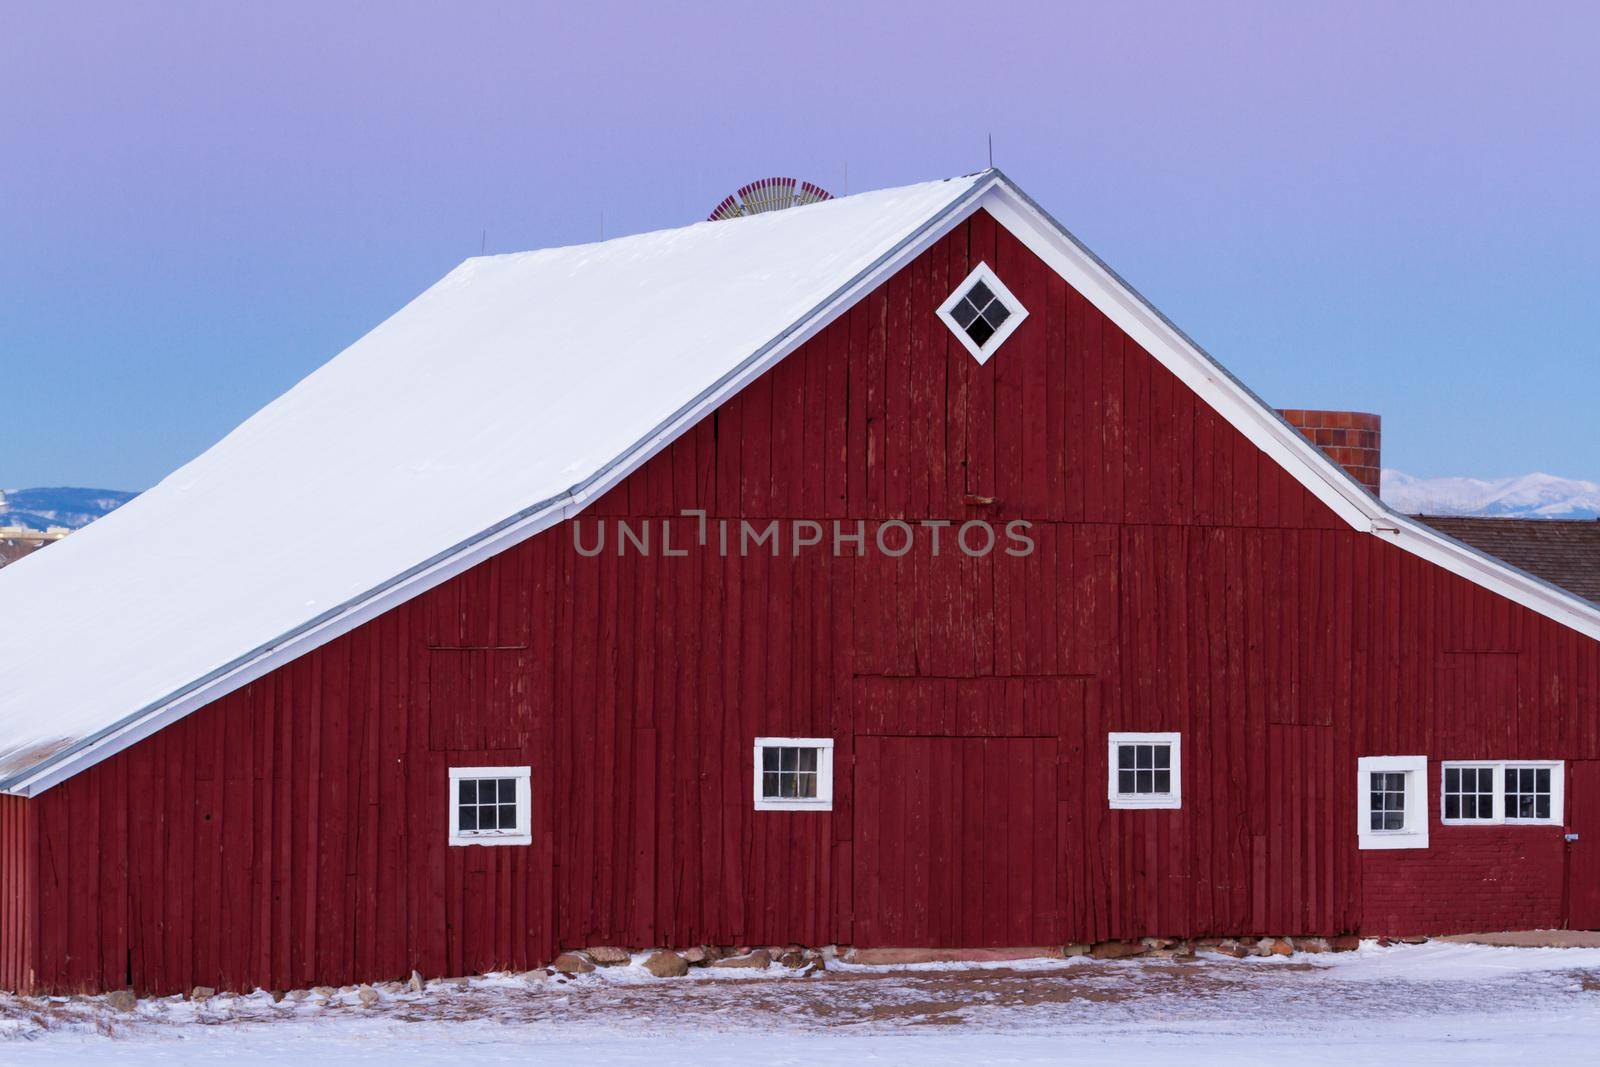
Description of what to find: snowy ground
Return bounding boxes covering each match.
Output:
[4,942,1600,1065]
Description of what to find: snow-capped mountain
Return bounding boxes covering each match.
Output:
[0,487,138,531]
[1382,470,1600,519]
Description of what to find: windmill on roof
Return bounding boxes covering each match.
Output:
[706,176,834,221]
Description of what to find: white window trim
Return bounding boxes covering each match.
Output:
[935,261,1029,365]
[1357,755,1428,850]
[448,765,532,846]
[753,737,834,811]
[1107,732,1182,810]
[1441,759,1564,826]
[1440,761,1502,825]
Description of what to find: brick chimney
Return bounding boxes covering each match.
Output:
[1277,409,1382,494]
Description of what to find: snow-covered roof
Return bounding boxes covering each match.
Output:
[0,174,988,791]
[4,168,1599,795]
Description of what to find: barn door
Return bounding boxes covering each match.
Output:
[853,735,1059,947]
[1567,761,1600,930]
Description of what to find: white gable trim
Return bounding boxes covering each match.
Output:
[8,169,1599,795]
[979,176,1600,645]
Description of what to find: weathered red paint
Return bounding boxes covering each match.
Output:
[3,210,1598,994]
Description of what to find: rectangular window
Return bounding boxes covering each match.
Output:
[1442,764,1496,822]
[1439,760,1563,826]
[1356,756,1428,849]
[1369,771,1407,830]
[449,766,531,845]
[753,738,834,811]
[1107,732,1181,809]
[1504,763,1561,823]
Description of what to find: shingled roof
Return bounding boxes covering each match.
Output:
[1417,516,1600,605]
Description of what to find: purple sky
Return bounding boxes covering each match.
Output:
[3,1,1597,490]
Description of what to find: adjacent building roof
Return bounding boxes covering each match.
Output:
[3,168,1599,795]
[1416,516,1600,605]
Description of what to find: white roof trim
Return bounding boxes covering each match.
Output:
[7,169,1598,796]
[0,174,997,797]
[979,175,1600,645]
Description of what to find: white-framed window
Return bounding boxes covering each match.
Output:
[753,737,834,811]
[1357,755,1428,849]
[449,766,532,846]
[1441,760,1563,825]
[936,262,1029,364]
[1441,763,1498,823]
[1107,732,1181,809]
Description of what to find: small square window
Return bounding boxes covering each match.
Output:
[1504,763,1561,823]
[1442,764,1496,822]
[936,262,1029,364]
[1357,756,1428,849]
[753,737,834,810]
[449,766,531,846]
[1107,733,1181,809]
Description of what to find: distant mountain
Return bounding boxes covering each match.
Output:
[0,486,138,531]
[1382,470,1600,519]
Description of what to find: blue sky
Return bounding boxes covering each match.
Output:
[3,1,1597,490]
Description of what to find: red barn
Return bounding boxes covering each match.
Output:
[2,171,1599,996]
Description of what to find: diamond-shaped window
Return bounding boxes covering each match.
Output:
[936,263,1028,364]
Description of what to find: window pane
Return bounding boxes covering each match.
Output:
[983,302,1011,329]
[1445,796,1459,820]
[499,779,516,802]
[763,747,779,772]
[762,772,780,798]
[499,804,518,829]
[1136,770,1153,793]
[1118,746,1134,770]
[478,804,498,830]
[798,748,818,773]
[1370,810,1384,831]
[1153,746,1170,770]
[1521,768,1535,792]
[459,780,476,804]
[1537,768,1551,792]
[1383,811,1404,831]
[781,773,798,798]
[966,281,995,308]
[460,806,478,831]
[1153,770,1170,794]
[780,747,797,772]
[950,299,979,328]
[1118,770,1135,794]
[1445,767,1459,791]
[1537,796,1551,820]
[966,317,996,346]
[796,772,817,798]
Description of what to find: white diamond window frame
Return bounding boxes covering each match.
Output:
[936,262,1029,364]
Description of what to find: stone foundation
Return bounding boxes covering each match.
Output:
[534,936,1368,977]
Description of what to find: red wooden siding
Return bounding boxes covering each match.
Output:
[8,209,1600,994]
[0,794,36,992]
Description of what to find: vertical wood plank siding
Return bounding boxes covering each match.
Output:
[0,795,36,992]
[10,210,1599,993]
